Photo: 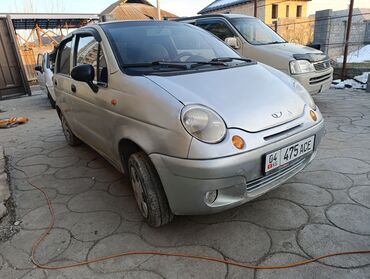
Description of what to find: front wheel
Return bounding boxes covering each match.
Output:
[128,152,174,227]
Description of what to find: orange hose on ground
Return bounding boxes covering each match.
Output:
[17,169,370,271]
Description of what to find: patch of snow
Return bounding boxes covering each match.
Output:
[331,72,369,90]
[336,45,370,63]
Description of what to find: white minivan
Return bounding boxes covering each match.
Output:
[35,52,56,108]
[178,14,333,95]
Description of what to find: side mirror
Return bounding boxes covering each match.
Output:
[225,37,240,50]
[71,64,98,93]
[35,65,42,72]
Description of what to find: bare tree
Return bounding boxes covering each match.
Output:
[13,0,67,13]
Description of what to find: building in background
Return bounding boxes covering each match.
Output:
[313,8,370,59]
[198,0,313,45]
[199,0,310,25]
[100,0,177,21]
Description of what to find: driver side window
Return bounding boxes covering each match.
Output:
[196,19,235,41]
[75,35,108,84]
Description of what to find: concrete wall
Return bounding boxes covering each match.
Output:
[274,17,314,45]
[313,8,369,59]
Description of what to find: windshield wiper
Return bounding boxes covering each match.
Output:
[268,41,286,44]
[122,61,189,70]
[211,57,254,63]
[189,60,229,69]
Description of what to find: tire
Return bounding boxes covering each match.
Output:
[60,114,81,146]
[47,91,56,109]
[128,152,174,227]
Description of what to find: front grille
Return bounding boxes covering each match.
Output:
[309,73,332,85]
[314,60,331,71]
[246,156,309,192]
[263,124,303,141]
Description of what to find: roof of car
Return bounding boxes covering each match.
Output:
[58,20,191,44]
[175,13,255,22]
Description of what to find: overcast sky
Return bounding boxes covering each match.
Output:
[4,0,370,16]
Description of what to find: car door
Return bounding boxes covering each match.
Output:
[36,54,46,90]
[54,37,76,128]
[70,33,111,156]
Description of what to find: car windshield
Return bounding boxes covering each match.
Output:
[101,21,246,74]
[229,17,286,45]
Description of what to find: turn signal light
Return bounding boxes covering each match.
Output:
[310,110,317,122]
[232,135,245,150]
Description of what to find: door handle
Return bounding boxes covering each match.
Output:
[71,84,76,93]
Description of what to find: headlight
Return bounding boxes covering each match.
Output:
[181,105,226,144]
[290,60,315,74]
[293,80,317,110]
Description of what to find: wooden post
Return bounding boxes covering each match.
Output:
[157,0,161,20]
[341,0,355,81]
[254,0,257,17]
[35,24,43,48]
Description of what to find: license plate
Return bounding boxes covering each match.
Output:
[265,136,315,173]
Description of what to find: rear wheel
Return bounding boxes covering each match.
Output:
[47,89,56,109]
[60,114,81,146]
[128,152,173,227]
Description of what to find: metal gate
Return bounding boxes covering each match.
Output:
[0,16,30,100]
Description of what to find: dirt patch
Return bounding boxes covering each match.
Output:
[0,196,19,242]
[0,155,19,242]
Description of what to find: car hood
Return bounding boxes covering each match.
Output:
[146,64,306,133]
[256,43,324,59]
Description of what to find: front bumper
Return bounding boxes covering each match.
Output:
[150,120,325,215]
[292,67,333,95]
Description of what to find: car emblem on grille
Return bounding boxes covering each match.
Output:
[272,112,283,118]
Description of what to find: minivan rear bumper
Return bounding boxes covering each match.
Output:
[150,120,324,215]
[293,67,333,95]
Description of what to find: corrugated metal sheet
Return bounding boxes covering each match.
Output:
[0,13,99,30]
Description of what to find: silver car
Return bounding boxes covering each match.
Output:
[54,21,324,227]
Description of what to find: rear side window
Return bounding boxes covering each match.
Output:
[57,38,72,75]
[75,35,108,84]
[196,19,235,41]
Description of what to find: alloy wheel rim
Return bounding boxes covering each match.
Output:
[130,166,149,218]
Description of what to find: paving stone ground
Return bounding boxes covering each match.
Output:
[0,89,370,278]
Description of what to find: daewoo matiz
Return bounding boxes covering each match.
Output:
[54,21,324,227]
